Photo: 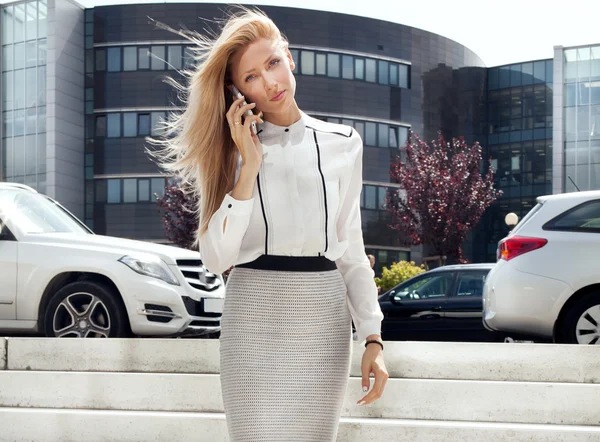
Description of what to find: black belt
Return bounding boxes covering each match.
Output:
[237,255,337,272]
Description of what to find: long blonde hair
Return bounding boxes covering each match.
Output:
[147,8,288,246]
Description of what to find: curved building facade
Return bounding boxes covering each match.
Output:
[85,3,486,270]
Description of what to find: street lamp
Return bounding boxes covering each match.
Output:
[505,212,519,231]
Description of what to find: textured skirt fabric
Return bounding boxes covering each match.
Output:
[220,267,352,442]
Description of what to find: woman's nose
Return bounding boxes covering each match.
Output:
[263,73,277,90]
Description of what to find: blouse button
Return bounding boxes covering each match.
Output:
[228,204,232,208]
[284,128,289,132]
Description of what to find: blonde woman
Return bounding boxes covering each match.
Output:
[151,8,388,441]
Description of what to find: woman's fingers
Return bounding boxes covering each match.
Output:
[233,102,257,125]
[357,368,389,406]
[225,96,246,125]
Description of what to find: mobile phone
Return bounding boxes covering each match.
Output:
[229,85,258,135]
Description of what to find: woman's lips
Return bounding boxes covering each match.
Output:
[270,90,286,102]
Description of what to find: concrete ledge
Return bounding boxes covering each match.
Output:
[1,371,599,425]
[0,409,599,442]
[6,338,600,383]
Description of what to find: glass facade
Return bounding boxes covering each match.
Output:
[475,60,554,262]
[563,45,600,192]
[1,0,48,192]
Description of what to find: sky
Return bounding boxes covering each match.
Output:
[3,0,600,66]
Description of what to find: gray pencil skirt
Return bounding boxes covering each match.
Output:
[219,256,352,442]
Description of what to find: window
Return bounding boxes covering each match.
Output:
[301,51,314,75]
[138,47,150,69]
[138,179,150,201]
[107,179,121,203]
[378,123,389,147]
[456,272,487,297]
[365,59,376,82]
[378,60,389,84]
[390,64,398,86]
[123,47,136,71]
[151,46,165,70]
[123,179,137,203]
[392,273,452,301]
[365,122,377,146]
[106,114,121,138]
[107,47,121,72]
[138,113,151,136]
[355,58,365,80]
[354,121,364,140]
[168,45,182,70]
[26,41,36,68]
[327,53,340,78]
[95,115,106,137]
[151,178,165,201]
[544,200,600,232]
[151,112,165,136]
[123,113,137,137]
[364,185,377,209]
[398,65,409,88]
[15,43,24,70]
[342,55,353,80]
[315,53,326,75]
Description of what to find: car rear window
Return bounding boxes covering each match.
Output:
[543,199,600,232]
[510,202,544,235]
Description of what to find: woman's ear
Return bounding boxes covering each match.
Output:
[285,48,296,72]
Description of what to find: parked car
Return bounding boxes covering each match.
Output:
[0,183,224,338]
[379,264,510,342]
[483,190,600,345]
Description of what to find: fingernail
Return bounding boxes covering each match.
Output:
[362,386,368,392]
[358,401,366,406]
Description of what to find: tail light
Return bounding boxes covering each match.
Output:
[497,236,548,261]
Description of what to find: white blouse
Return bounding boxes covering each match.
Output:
[199,111,383,342]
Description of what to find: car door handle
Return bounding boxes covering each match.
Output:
[432,306,442,311]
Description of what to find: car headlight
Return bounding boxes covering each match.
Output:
[118,254,180,286]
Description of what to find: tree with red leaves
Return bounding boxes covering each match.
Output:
[156,183,234,280]
[155,182,198,251]
[387,132,501,264]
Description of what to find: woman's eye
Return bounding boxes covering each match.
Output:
[270,59,280,67]
[245,74,255,82]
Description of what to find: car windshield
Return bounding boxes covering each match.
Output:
[0,189,92,234]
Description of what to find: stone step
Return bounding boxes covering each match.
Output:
[0,408,598,442]
[5,338,600,383]
[1,371,598,425]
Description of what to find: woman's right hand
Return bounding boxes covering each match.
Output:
[226,96,264,174]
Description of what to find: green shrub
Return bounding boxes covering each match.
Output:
[375,261,427,292]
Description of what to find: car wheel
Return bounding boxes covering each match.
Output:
[44,281,131,338]
[557,292,600,345]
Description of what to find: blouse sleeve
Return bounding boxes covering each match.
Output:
[335,130,384,342]
[199,157,255,274]
[199,193,254,275]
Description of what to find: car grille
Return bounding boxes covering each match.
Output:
[182,296,221,318]
[176,259,221,292]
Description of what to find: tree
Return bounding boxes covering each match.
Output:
[387,132,501,264]
[155,182,198,251]
[156,183,235,280]
[375,261,427,293]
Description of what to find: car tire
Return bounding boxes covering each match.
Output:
[557,292,600,345]
[44,281,131,338]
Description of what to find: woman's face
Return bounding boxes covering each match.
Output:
[229,38,296,115]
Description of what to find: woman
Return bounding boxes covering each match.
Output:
[152,8,388,441]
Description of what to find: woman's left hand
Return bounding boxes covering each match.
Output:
[357,337,389,406]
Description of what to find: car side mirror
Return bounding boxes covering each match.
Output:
[388,290,399,304]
